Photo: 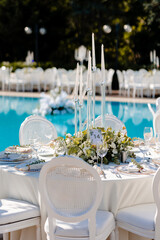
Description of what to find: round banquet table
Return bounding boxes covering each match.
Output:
[0,147,157,240]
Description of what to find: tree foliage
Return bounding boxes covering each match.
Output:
[0,0,158,69]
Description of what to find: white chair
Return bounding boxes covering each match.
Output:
[106,68,114,94]
[0,198,40,240]
[30,69,43,92]
[95,114,127,134]
[39,155,115,240]
[150,71,160,98]
[42,68,56,92]
[116,70,124,95]
[19,115,57,145]
[115,167,160,240]
[156,97,160,111]
[123,70,134,97]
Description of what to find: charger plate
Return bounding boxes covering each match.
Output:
[0,152,31,163]
[5,145,33,154]
[116,164,156,175]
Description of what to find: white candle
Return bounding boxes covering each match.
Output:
[87,51,91,90]
[92,33,96,69]
[150,51,153,63]
[101,44,105,83]
[80,66,83,104]
[74,63,79,100]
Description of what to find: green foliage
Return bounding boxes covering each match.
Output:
[52,127,135,165]
[0,0,158,71]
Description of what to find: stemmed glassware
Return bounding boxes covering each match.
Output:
[138,138,146,161]
[30,138,41,159]
[97,141,108,169]
[143,127,153,147]
[55,139,67,156]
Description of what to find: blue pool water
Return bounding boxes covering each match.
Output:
[0,96,155,151]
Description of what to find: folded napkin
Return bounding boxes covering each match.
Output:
[15,159,45,171]
[127,162,140,173]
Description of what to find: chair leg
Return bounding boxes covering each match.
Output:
[115,227,119,240]
[36,224,41,240]
[110,230,116,240]
[3,233,9,240]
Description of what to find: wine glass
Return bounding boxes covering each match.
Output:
[55,139,67,156]
[143,127,153,147]
[138,138,146,161]
[29,138,41,159]
[97,142,108,169]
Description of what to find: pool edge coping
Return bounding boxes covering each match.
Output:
[0,91,156,104]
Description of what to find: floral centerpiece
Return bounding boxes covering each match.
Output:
[50,127,135,165]
[33,87,74,116]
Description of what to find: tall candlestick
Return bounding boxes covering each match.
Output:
[74,99,78,137]
[92,33,96,127]
[74,63,79,100]
[101,44,106,128]
[92,69,96,127]
[74,63,79,137]
[92,33,96,69]
[86,52,92,132]
[79,66,83,104]
[79,66,83,134]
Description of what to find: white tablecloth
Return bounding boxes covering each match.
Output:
[0,149,157,240]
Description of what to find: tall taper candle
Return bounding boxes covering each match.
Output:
[92,33,96,69]
[101,44,105,83]
[101,44,106,128]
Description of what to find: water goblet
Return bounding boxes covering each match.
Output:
[55,139,67,156]
[143,127,153,147]
[97,142,108,169]
[138,139,146,161]
[29,138,41,159]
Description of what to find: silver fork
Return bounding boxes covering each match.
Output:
[111,169,122,178]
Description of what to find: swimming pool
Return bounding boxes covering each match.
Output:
[0,96,154,151]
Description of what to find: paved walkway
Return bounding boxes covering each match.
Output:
[0,90,156,104]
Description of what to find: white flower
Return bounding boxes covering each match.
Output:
[66,138,71,144]
[113,149,118,154]
[110,142,116,149]
[77,150,83,157]
[88,159,94,164]
[66,133,72,138]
